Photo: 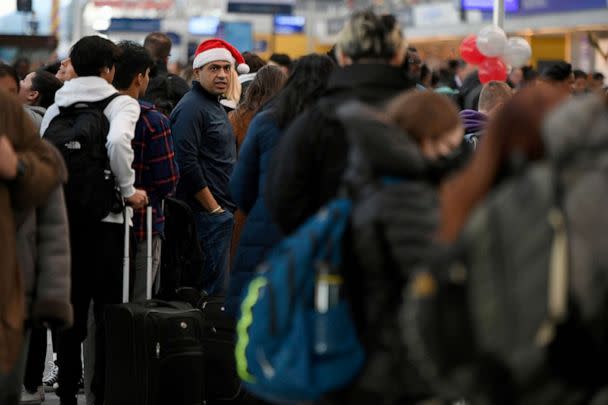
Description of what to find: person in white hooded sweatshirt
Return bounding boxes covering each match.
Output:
[40,36,147,405]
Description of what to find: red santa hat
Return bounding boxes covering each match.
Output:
[192,38,250,74]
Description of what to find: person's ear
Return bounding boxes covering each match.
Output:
[136,72,144,87]
[27,90,39,104]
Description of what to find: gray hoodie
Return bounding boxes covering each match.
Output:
[24,105,46,132]
[40,76,141,224]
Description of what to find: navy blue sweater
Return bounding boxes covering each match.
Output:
[170,81,236,212]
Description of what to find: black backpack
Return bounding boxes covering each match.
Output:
[400,97,608,404]
[44,94,123,222]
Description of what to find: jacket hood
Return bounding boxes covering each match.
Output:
[24,105,46,131]
[238,72,256,84]
[459,109,487,134]
[26,105,46,117]
[336,101,427,183]
[543,94,608,166]
[54,76,117,107]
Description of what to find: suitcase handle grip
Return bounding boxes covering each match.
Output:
[122,206,154,303]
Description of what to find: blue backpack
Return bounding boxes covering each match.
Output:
[235,197,365,403]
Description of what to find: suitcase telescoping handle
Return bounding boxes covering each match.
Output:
[146,205,153,300]
[122,206,153,303]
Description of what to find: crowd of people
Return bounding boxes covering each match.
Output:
[1,7,608,405]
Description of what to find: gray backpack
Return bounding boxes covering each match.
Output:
[401,95,608,404]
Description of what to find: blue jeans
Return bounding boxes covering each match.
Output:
[194,210,234,295]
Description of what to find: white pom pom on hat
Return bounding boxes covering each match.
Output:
[192,38,250,74]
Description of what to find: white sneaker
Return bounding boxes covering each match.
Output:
[42,361,58,392]
[20,385,44,404]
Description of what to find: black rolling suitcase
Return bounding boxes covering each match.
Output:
[104,207,206,405]
[198,295,242,403]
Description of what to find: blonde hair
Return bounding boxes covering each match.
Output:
[478,81,513,113]
[336,10,404,63]
[223,68,242,106]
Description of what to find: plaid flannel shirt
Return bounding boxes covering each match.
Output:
[132,101,179,242]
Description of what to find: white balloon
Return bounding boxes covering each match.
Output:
[502,37,532,68]
[476,25,508,57]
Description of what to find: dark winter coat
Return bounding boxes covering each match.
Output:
[228,110,283,313]
[322,102,438,405]
[265,63,415,234]
[170,81,236,212]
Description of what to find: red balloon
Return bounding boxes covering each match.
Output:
[478,58,507,84]
[459,35,486,65]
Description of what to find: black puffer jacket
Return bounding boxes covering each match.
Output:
[321,102,439,405]
[265,64,415,235]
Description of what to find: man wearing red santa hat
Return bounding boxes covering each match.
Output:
[170,38,250,294]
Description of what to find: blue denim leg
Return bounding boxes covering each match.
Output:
[194,210,234,295]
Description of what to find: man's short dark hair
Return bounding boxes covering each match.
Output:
[243,52,266,73]
[592,72,605,81]
[144,32,172,62]
[113,41,154,90]
[522,65,538,81]
[70,35,121,77]
[269,53,292,69]
[541,61,572,82]
[31,70,63,108]
[448,59,466,73]
[0,63,19,91]
[573,69,587,80]
[143,74,188,117]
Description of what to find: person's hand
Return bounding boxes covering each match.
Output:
[0,135,18,181]
[125,189,148,209]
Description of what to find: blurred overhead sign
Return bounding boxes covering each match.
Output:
[461,0,520,12]
[413,3,460,27]
[462,0,605,14]
[189,16,220,36]
[217,21,253,53]
[94,0,174,9]
[227,0,295,15]
[274,15,305,34]
[519,0,606,13]
[105,18,161,32]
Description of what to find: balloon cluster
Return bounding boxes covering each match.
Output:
[459,26,532,84]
